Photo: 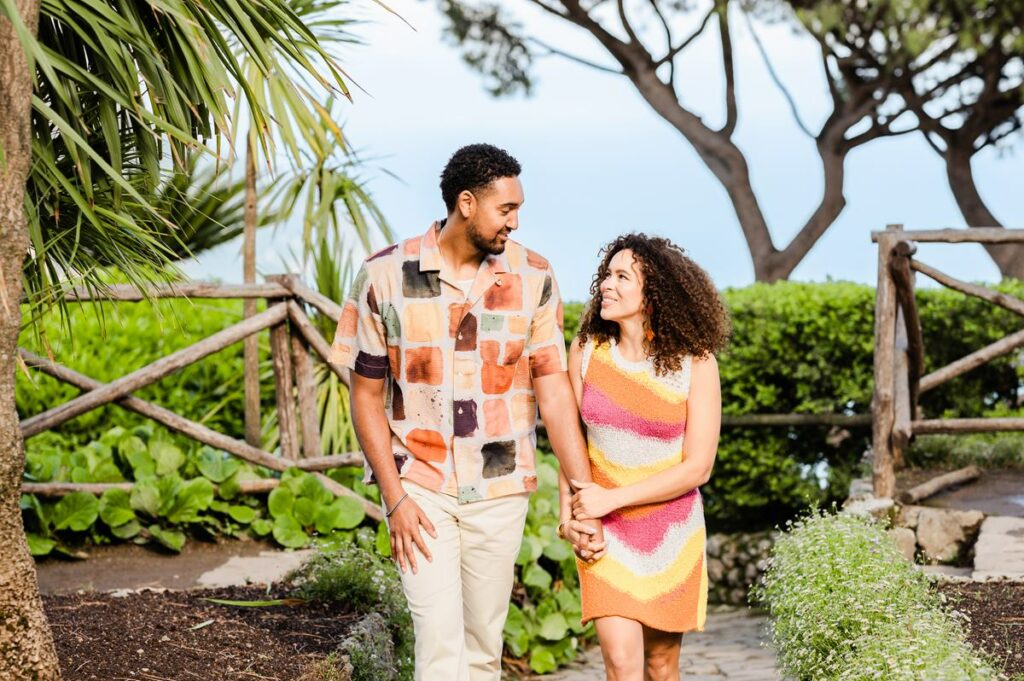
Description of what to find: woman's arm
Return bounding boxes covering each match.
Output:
[571,354,721,519]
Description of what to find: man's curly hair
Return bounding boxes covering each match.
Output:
[440,144,521,211]
[578,233,731,376]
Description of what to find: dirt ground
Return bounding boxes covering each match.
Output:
[43,585,358,681]
[938,580,1024,678]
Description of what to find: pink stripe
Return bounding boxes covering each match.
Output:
[603,490,699,553]
[582,384,685,440]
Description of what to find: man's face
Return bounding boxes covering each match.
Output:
[464,176,524,255]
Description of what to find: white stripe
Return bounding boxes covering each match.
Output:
[600,503,706,577]
[587,424,684,469]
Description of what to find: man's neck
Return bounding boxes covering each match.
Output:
[437,216,485,273]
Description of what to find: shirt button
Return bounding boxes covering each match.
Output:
[458,333,463,340]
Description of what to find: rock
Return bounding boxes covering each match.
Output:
[897,504,926,530]
[706,535,722,558]
[707,557,724,582]
[337,612,395,680]
[843,497,895,519]
[887,527,917,562]
[726,567,741,586]
[921,507,983,561]
[848,477,874,500]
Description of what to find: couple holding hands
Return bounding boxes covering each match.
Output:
[329,144,729,681]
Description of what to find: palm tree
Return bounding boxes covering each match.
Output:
[0,1,389,676]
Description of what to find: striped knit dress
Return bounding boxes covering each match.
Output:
[577,339,707,633]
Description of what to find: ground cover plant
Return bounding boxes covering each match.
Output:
[753,510,1005,680]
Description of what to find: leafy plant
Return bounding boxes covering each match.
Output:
[753,509,1004,680]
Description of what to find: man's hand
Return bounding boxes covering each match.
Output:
[560,518,607,563]
[387,496,437,575]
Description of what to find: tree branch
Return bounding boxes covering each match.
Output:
[744,9,813,139]
[719,1,737,137]
[616,0,641,44]
[647,0,675,84]
[657,4,716,67]
[527,36,624,74]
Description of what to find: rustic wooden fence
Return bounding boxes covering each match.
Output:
[18,274,383,521]
[871,224,1024,498]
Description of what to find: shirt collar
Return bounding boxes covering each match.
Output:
[419,220,510,276]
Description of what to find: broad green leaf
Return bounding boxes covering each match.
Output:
[227,506,256,524]
[375,520,391,557]
[148,524,186,552]
[538,613,569,641]
[120,436,155,479]
[166,478,214,524]
[298,474,331,506]
[197,448,241,483]
[268,486,295,519]
[52,492,99,531]
[272,515,309,548]
[152,442,185,476]
[329,497,365,530]
[293,498,317,528]
[251,518,273,537]
[26,533,57,556]
[111,519,142,539]
[516,535,543,566]
[314,503,342,534]
[522,563,552,590]
[131,482,161,517]
[542,539,572,562]
[99,488,135,527]
[504,603,526,636]
[529,646,558,674]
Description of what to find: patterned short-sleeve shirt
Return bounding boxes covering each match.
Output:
[329,221,567,503]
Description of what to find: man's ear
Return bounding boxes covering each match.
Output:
[457,190,475,220]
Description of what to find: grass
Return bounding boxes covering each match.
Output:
[752,510,1006,680]
[908,431,1024,470]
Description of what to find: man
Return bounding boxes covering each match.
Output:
[330,143,602,681]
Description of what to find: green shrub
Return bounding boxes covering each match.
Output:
[753,510,1003,680]
[290,543,414,680]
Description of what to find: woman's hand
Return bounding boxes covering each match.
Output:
[570,479,623,521]
[559,518,607,562]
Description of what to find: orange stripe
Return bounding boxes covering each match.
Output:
[578,553,707,633]
[586,355,682,424]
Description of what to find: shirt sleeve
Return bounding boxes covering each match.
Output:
[328,262,389,379]
[527,265,568,378]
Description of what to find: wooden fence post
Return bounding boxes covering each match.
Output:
[871,224,900,497]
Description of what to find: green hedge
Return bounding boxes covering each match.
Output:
[564,280,1024,531]
[753,510,1002,680]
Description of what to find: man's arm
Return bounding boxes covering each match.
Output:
[535,371,605,560]
[351,373,437,574]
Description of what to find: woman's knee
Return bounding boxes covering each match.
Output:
[644,649,679,681]
[601,645,643,680]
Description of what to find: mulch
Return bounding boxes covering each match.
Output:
[43,585,360,681]
[938,580,1024,678]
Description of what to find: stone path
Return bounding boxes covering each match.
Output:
[972,515,1024,580]
[541,606,782,681]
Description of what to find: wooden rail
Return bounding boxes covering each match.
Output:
[17,275,381,521]
[871,225,1024,497]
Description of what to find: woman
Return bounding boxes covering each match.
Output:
[557,233,730,681]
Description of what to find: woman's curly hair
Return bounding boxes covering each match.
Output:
[577,233,731,376]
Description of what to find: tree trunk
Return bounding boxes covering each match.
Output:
[0,2,63,678]
[946,143,1024,279]
[243,134,261,446]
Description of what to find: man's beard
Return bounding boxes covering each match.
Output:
[467,219,507,256]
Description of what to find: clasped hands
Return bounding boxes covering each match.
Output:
[559,479,623,563]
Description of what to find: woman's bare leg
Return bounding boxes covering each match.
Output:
[641,626,682,681]
[594,616,645,681]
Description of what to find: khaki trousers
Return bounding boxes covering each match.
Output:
[391,480,530,681]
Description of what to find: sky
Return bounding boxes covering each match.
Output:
[181,0,1023,303]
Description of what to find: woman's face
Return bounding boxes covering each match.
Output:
[598,248,646,323]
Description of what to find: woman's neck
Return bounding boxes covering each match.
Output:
[615,316,647,362]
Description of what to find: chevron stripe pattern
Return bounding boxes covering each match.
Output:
[577,340,707,633]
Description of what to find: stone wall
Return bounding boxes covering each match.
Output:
[706,531,777,606]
